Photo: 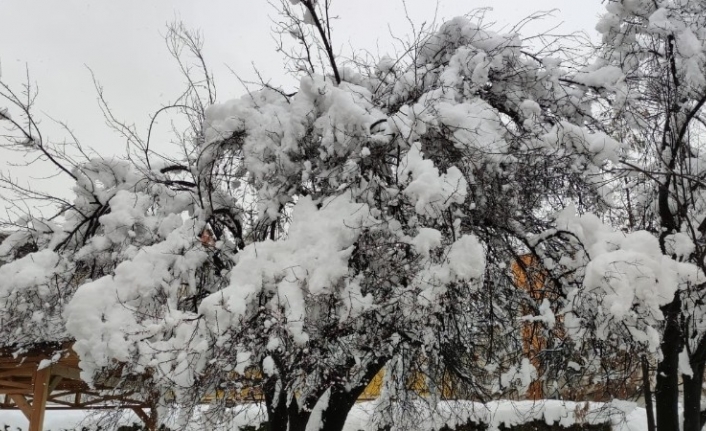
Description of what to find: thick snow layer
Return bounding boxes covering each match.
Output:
[0,248,71,344]
[0,400,648,431]
[551,205,702,352]
[198,192,377,349]
[398,142,468,218]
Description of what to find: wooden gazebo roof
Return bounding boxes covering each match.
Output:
[0,342,156,431]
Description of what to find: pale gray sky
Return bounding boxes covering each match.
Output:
[0,0,603,217]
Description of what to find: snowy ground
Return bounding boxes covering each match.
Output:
[0,400,648,431]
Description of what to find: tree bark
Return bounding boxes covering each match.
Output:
[655,295,681,431]
[641,355,656,431]
[319,389,361,431]
[264,376,289,431]
[265,357,387,431]
[683,364,704,431]
[287,396,312,431]
[319,358,387,431]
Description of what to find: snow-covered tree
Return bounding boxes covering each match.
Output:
[0,2,665,431]
[511,1,706,431]
[599,2,706,430]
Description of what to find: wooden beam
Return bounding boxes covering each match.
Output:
[8,394,32,420]
[47,390,75,398]
[0,368,35,378]
[0,379,33,389]
[29,367,50,431]
[43,398,77,407]
[50,364,81,381]
[45,405,146,410]
[48,376,63,393]
[0,388,33,395]
[79,394,140,406]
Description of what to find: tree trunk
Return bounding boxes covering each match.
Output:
[683,363,704,431]
[287,396,312,431]
[268,357,388,431]
[655,295,681,431]
[264,376,289,431]
[319,358,387,431]
[641,355,656,431]
[319,389,362,431]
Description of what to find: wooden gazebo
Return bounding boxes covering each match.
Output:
[0,342,156,431]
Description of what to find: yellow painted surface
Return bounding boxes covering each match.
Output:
[359,368,457,400]
[512,255,552,400]
[359,256,553,401]
[360,370,384,400]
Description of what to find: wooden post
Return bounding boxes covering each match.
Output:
[8,394,32,420]
[29,367,50,431]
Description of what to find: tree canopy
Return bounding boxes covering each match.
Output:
[3,1,706,431]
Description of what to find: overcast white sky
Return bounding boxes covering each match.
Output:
[0,0,604,217]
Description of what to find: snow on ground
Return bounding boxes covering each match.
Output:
[0,400,647,430]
